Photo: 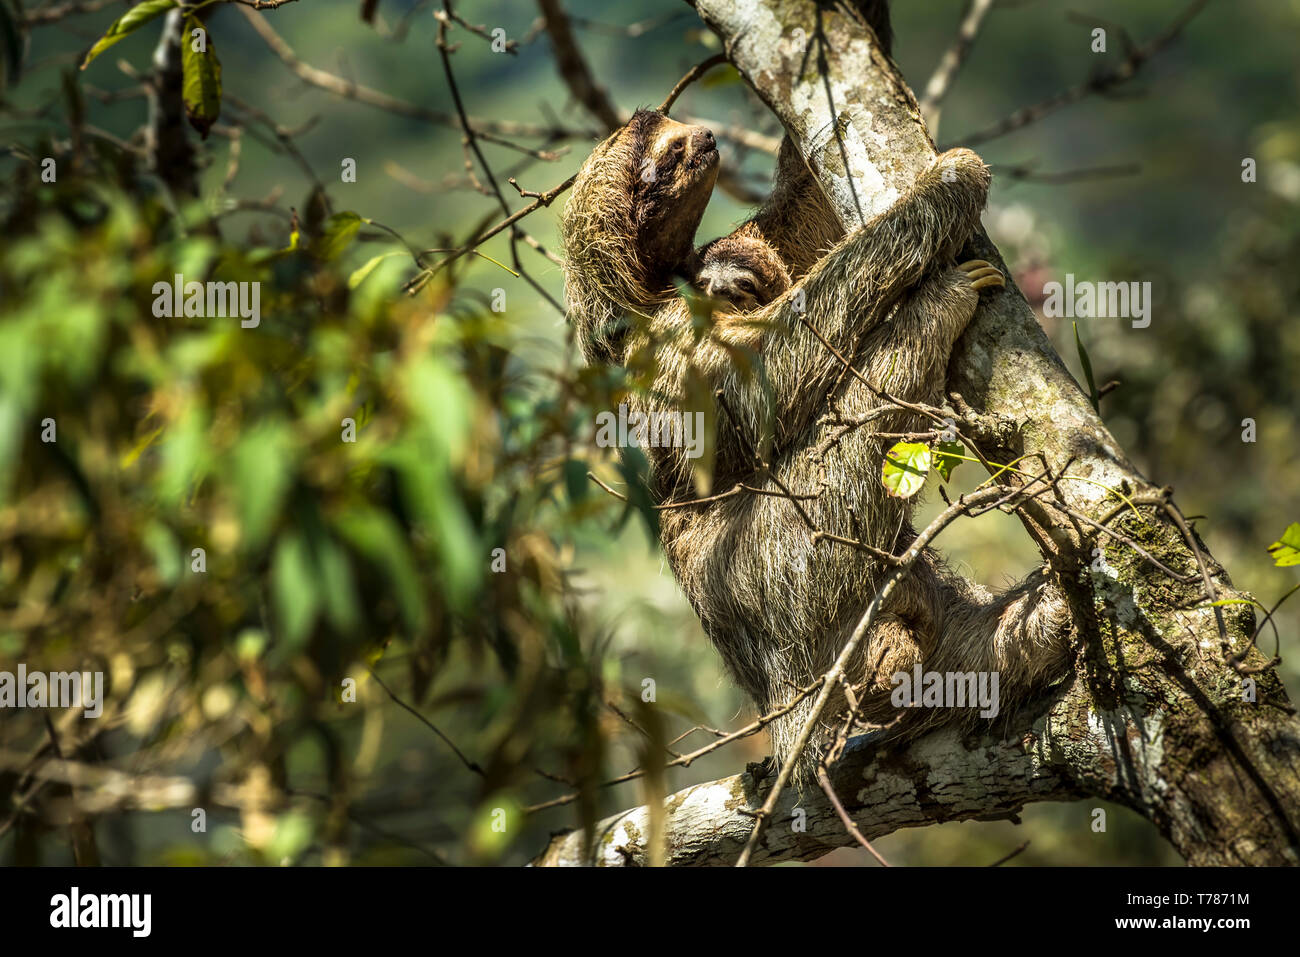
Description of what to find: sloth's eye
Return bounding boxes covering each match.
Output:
[660,141,685,169]
[736,278,757,295]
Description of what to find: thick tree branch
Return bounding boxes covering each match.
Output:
[535,693,1082,866]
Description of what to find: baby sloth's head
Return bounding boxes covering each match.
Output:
[696,232,791,311]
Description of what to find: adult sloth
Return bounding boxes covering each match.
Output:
[561,109,1072,779]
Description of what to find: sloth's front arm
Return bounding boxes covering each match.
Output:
[697,147,993,442]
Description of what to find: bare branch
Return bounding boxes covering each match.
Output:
[536,0,621,131]
[22,0,118,26]
[953,0,1211,148]
[659,53,729,113]
[920,0,997,137]
[237,6,595,141]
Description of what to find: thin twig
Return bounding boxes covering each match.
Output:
[537,0,622,131]
[815,765,890,866]
[659,53,729,113]
[988,840,1030,867]
[920,0,997,136]
[237,5,594,141]
[523,682,822,814]
[954,0,1211,148]
[366,668,484,777]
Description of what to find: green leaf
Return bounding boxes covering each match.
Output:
[272,532,318,649]
[348,251,404,289]
[933,440,965,483]
[469,796,521,860]
[1267,522,1300,567]
[0,394,21,505]
[266,811,314,864]
[563,459,588,504]
[1074,322,1100,414]
[181,14,221,138]
[882,441,931,499]
[313,212,363,261]
[232,423,292,550]
[701,65,741,88]
[80,0,175,71]
[142,521,182,586]
[378,434,480,614]
[158,400,208,507]
[235,628,267,663]
[314,534,362,635]
[334,507,427,635]
[403,354,471,463]
[614,446,659,545]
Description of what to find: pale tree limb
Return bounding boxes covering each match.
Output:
[535,688,1085,867]
[536,657,1300,867]
[920,0,997,137]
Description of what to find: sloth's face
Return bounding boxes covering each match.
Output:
[629,112,719,276]
[695,236,790,312]
[645,117,720,191]
[698,261,766,312]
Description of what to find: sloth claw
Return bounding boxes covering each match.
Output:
[958,259,1005,291]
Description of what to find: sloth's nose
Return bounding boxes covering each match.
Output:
[692,128,716,151]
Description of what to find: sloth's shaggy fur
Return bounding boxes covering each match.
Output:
[561,110,1073,781]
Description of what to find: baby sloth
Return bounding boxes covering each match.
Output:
[696,226,792,311]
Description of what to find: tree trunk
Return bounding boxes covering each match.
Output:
[536,0,1300,866]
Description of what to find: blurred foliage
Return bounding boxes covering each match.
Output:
[0,124,681,865]
[1,0,1297,868]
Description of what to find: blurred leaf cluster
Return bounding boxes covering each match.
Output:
[0,141,653,864]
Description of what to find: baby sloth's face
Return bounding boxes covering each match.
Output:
[698,259,767,312]
[696,236,792,312]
